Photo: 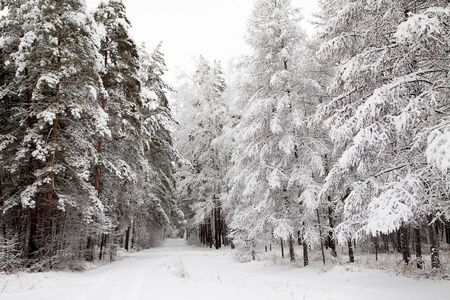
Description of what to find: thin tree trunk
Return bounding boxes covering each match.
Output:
[280,238,284,259]
[99,233,108,261]
[427,215,440,269]
[348,239,355,263]
[251,240,256,261]
[125,224,131,251]
[374,233,379,262]
[302,240,309,266]
[317,209,326,264]
[327,203,337,257]
[289,235,295,262]
[208,218,213,248]
[396,230,402,254]
[214,206,221,249]
[400,224,410,264]
[414,227,423,269]
[86,236,94,262]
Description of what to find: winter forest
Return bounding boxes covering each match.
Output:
[1,0,450,287]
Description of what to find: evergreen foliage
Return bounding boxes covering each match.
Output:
[0,0,180,271]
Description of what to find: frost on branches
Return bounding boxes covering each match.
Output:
[224,0,326,262]
[315,0,450,265]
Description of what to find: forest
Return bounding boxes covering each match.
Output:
[1,0,449,275]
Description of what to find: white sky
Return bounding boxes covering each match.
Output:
[85,0,320,84]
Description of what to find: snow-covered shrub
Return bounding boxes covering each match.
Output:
[0,232,23,274]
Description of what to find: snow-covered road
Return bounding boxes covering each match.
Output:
[1,239,449,300]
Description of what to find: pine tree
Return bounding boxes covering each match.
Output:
[93,0,144,251]
[1,0,109,267]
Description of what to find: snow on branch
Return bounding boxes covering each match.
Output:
[426,121,450,174]
[366,174,423,235]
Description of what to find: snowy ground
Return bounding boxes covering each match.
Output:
[1,239,449,300]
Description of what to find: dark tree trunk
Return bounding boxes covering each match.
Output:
[317,209,326,264]
[374,234,379,261]
[302,240,309,266]
[289,235,295,262]
[280,238,284,259]
[396,230,402,253]
[99,233,108,261]
[383,234,389,253]
[251,240,256,261]
[214,206,221,249]
[208,218,213,248]
[400,224,410,264]
[427,215,440,269]
[327,204,337,257]
[347,239,355,263]
[445,224,450,245]
[125,224,131,251]
[414,227,423,269]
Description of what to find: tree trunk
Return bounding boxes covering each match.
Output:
[347,239,355,263]
[289,235,295,262]
[86,236,95,262]
[396,230,402,253]
[280,238,284,259]
[327,203,337,257]
[317,209,326,264]
[414,227,423,269]
[302,240,309,266]
[427,215,440,269]
[383,234,389,253]
[374,233,379,261]
[208,218,213,248]
[214,206,221,249]
[400,224,410,264]
[125,224,131,251]
[99,233,107,261]
[251,240,256,261]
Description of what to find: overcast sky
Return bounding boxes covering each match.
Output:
[86,0,319,84]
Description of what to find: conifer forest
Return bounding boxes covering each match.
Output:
[1,0,450,281]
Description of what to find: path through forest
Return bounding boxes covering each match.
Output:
[1,239,449,300]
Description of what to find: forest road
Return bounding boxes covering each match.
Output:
[1,238,450,300]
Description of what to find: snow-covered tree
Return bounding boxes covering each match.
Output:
[175,56,229,249]
[224,0,325,263]
[137,42,183,243]
[93,0,146,252]
[315,0,450,267]
[0,0,109,266]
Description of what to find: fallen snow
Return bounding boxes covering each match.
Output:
[1,239,449,300]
